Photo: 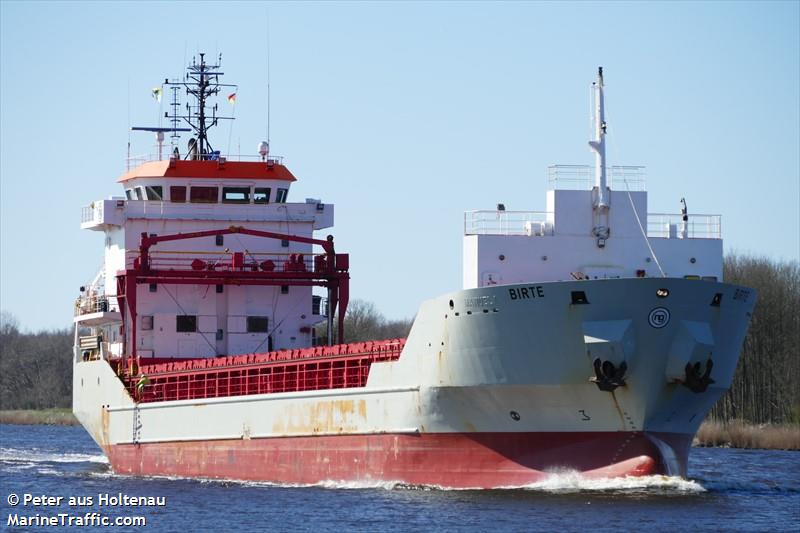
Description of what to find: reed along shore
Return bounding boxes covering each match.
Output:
[0,408,78,426]
[693,420,799,451]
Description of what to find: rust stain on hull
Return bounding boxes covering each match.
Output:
[271,398,368,436]
[100,407,110,447]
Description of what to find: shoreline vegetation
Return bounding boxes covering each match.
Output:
[1,409,798,451]
[0,408,77,426]
[693,420,799,451]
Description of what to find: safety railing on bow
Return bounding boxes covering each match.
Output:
[647,213,722,239]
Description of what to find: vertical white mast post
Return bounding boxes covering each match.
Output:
[589,66,610,247]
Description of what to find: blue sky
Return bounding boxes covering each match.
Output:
[1,1,798,331]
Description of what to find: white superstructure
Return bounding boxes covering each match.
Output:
[77,161,335,359]
[464,69,721,288]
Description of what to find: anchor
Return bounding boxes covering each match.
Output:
[590,358,628,392]
[683,359,715,393]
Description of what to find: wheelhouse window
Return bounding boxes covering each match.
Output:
[125,189,134,200]
[176,315,197,332]
[190,186,218,203]
[145,186,163,201]
[247,316,269,333]
[134,187,144,200]
[253,187,271,204]
[276,188,288,203]
[222,187,250,204]
[170,186,187,203]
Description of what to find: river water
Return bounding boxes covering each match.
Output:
[1,424,797,532]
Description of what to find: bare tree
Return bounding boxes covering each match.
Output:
[710,254,800,424]
[317,299,413,344]
[0,312,73,410]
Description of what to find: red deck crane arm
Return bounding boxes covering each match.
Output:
[138,226,335,271]
[116,225,349,364]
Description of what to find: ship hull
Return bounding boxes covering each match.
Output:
[74,278,755,488]
[105,431,691,488]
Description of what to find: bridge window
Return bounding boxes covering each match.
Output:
[247,316,269,333]
[190,186,218,203]
[276,188,288,203]
[125,189,134,200]
[134,187,144,200]
[176,315,197,332]
[170,186,186,203]
[222,187,250,203]
[254,187,271,204]
[145,186,163,201]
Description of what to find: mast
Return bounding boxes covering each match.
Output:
[176,53,237,157]
[589,66,610,247]
[589,66,608,207]
[133,53,236,160]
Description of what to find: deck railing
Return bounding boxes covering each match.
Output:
[74,294,120,316]
[125,250,331,273]
[464,210,552,236]
[126,151,284,170]
[647,213,722,239]
[465,210,722,238]
[81,203,103,224]
[127,339,406,403]
[547,165,646,191]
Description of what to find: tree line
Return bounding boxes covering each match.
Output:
[0,313,73,409]
[709,254,799,424]
[1,253,797,424]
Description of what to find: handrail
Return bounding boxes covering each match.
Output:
[548,164,646,191]
[126,151,284,169]
[647,213,722,239]
[127,339,406,403]
[74,295,120,316]
[124,250,328,272]
[464,210,552,236]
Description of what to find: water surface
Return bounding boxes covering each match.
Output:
[1,424,797,532]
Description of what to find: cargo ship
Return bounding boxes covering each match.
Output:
[72,58,756,488]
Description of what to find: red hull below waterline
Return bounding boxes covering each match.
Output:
[106,431,692,488]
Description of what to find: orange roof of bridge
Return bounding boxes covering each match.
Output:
[118,160,297,183]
